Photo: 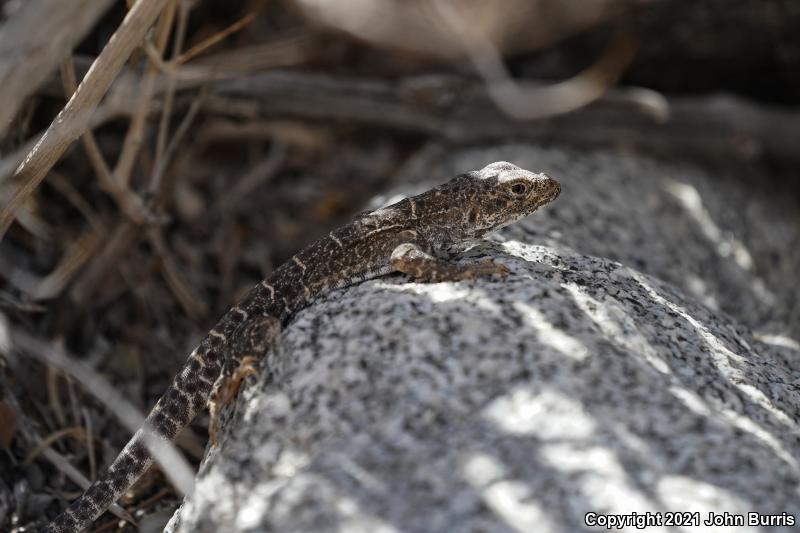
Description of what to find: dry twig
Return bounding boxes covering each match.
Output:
[22,427,86,466]
[59,57,152,225]
[69,222,140,307]
[147,85,206,196]
[205,71,800,163]
[30,229,102,301]
[0,377,131,522]
[155,0,194,169]
[46,173,106,237]
[176,11,258,65]
[114,1,178,188]
[148,228,209,320]
[47,366,67,428]
[83,407,97,482]
[0,0,114,139]
[10,327,196,496]
[0,0,173,240]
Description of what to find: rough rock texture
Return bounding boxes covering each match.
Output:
[169,146,800,532]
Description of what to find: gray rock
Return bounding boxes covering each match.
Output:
[169,146,800,533]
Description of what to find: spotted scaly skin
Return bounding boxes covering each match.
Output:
[45,162,561,532]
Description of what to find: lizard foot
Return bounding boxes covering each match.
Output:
[391,242,509,282]
[208,356,259,446]
[207,316,279,445]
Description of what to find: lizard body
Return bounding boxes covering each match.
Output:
[45,162,560,532]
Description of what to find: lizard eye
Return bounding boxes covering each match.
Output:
[510,182,529,195]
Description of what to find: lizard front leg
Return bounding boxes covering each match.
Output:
[208,315,280,445]
[390,242,508,282]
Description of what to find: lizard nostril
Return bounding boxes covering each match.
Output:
[549,179,561,200]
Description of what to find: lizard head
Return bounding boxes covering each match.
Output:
[432,161,560,241]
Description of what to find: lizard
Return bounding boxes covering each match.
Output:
[44,161,561,532]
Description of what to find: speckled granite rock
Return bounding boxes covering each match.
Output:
[168,146,800,533]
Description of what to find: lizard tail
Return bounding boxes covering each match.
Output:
[44,431,155,533]
[45,342,223,532]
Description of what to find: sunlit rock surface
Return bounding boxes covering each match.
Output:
[169,146,800,533]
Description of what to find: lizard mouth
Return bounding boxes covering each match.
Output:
[542,174,561,204]
[528,175,560,213]
[551,179,562,201]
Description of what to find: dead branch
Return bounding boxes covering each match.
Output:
[9,327,196,497]
[30,230,102,301]
[0,0,172,240]
[69,222,140,307]
[0,372,131,522]
[155,0,193,170]
[59,57,153,225]
[114,1,178,188]
[0,0,114,139]
[204,71,800,164]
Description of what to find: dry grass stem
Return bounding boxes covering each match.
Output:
[22,427,86,466]
[11,328,196,496]
[59,57,152,225]
[176,11,258,65]
[197,119,331,149]
[0,94,144,185]
[46,173,107,236]
[30,229,102,301]
[42,448,133,523]
[148,90,205,195]
[156,0,194,169]
[0,0,172,240]
[83,407,97,481]
[1,389,130,521]
[114,1,178,187]
[0,0,114,139]
[40,445,132,523]
[148,228,209,320]
[69,222,140,307]
[47,366,67,427]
